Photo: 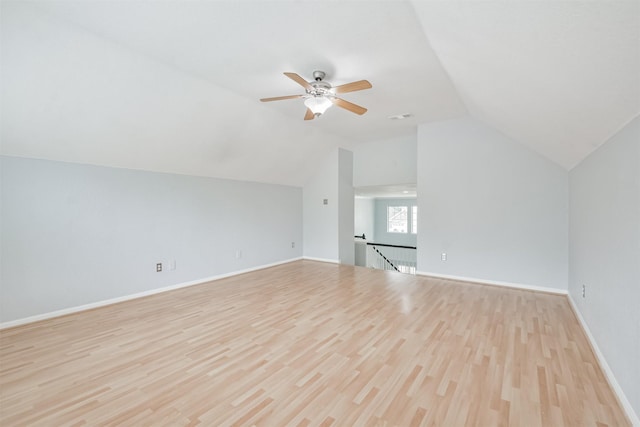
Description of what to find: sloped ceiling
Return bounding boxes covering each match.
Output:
[1,1,638,186]
[412,0,640,170]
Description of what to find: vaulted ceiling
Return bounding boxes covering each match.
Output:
[2,1,638,186]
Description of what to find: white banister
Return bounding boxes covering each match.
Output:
[365,243,416,275]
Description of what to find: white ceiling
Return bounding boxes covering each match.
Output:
[413,0,640,170]
[1,1,638,186]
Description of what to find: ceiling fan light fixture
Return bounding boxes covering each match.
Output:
[304,96,333,116]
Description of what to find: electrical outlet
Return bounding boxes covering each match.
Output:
[323,199,328,205]
[235,249,242,259]
[156,263,162,272]
[441,253,447,261]
[291,242,295,248]
[582,284,586,298]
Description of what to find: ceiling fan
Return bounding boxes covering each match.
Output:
[260,71,372,120]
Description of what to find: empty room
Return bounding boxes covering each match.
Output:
[1,1,639,426]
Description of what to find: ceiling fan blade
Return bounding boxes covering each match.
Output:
[260,94,303,102]
[304,108,315,120]
[333,80,372,94]
[284,72,313,91]
[331,97,368,115]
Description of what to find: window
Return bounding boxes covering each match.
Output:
[411,206,418,234]
[387,206,408,233]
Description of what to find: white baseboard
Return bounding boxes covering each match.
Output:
[302,256,340,264]
[567,295,639,426]
[0,257,303,330]
[415,270,568,295]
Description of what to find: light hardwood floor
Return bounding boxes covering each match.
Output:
[0,260,630,426]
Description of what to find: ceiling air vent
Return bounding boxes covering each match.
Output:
[388,113,413,120]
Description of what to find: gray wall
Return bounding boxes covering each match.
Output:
[353,134,417,187]
[354,197,375,242]
[303,148,355,264]
[417,117,568,291]
[338,148,354,265]
[374,198,418,247]
[569,116,640,419]
[1,156,302,323]
[303,149,339,262]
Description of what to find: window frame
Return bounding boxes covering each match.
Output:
[411,205,418,234]
[387,205,409,234]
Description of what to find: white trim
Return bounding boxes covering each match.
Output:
[415,271,568,295]
[302,256,340,264]
[567,295,640,426]
[0,257,303,330]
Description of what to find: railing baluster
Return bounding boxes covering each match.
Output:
[364,242,416,275]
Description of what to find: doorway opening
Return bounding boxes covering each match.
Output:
[354,184,417,274]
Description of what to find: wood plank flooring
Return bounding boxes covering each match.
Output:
[0,260,630,426]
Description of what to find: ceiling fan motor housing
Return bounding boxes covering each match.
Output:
[312,70,326,81]
[307,71,332,98]
[309,81,332,95]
